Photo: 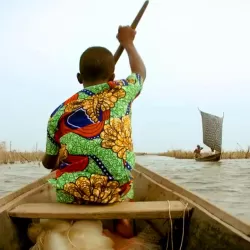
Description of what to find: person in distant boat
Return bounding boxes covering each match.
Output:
[42,25,146,238]
[194,145,203,158]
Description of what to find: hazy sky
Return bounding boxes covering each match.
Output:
[1,0,250,152]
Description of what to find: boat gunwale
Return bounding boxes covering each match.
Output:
[0,164,249,237]
[133,168,250,244]
[0,172,55,207]
[135,163,250,237]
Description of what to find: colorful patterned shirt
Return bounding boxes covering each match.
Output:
[46,73,143,204]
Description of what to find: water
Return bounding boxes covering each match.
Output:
[0,156,249,224]
[0,163,49,197]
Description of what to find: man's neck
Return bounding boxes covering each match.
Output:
[83,79,109,88]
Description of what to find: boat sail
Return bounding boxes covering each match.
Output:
[195,109,224,162]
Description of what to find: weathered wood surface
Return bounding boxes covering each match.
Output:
[0,173,55,250]
[135,163,250,236]
[114,0,149,63]
[186,209,250,250]
[135,164,250,250]
[9,201,190,220]
[0,172,55,207]
[0,211,22,250]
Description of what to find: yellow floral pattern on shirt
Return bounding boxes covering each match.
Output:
[63,174,121,204]
[65,86,125,123]
[100,115,133,160]
[58,144,68,162]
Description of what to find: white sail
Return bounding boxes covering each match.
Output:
[199,110,224,152]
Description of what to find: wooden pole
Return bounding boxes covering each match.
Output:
[114,0,149,64]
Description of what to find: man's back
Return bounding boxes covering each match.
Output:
[46,73,143,204]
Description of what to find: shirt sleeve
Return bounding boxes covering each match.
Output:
[46,117,59,155]
[45,104,63,155]
[118,73,144,103]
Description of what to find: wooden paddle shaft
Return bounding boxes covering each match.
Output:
[114,0,149,64]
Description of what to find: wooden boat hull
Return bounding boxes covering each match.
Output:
[0,164,250,250]
[195,152,221,162]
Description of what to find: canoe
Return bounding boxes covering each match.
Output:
[0,164,250,250]
[195,152,221,162]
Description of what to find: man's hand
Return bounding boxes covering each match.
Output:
[116,26,136,48]
[116,25,146,81]
[42,154,59,170]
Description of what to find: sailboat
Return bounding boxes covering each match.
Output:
[195,109,224,162]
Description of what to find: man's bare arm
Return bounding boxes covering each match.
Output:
[116,26,146,80]
[124,43,146,81]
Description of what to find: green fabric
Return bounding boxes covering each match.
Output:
[46,73,143,204]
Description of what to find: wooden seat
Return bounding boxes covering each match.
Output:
[8,201,191,220]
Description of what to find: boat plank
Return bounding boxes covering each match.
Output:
[8,201,191,220]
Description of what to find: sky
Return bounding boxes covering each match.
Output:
[0,0,250,152]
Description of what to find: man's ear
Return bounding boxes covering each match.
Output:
[77,73,83,84]
[109,73,115,81]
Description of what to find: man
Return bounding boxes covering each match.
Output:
[194,145,203,158]
[42,25,146,238]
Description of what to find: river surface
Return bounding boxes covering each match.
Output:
[0,156,249,224]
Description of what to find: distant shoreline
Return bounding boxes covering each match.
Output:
[1,149,249,164]
[0,150,43,165]
[136,150,250,159]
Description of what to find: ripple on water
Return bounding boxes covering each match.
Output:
[0,163,50,196]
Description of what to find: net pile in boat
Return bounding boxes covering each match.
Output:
[104,225,161,250]
[200,110,223,152]
[28,219,114,250]
[28,219,161,250]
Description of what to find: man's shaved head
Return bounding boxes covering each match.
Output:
[77,46,115,85]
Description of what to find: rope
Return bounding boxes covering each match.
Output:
[165,230,169,250]
[37,230,46,250]
[166,200,189,250]
[179,202,188,250]
[66,220,82,249]
[167,200,174,250]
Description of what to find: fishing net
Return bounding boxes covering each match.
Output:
[28,219,114,250]
[28,219,162,250]
[103,224,161,250]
